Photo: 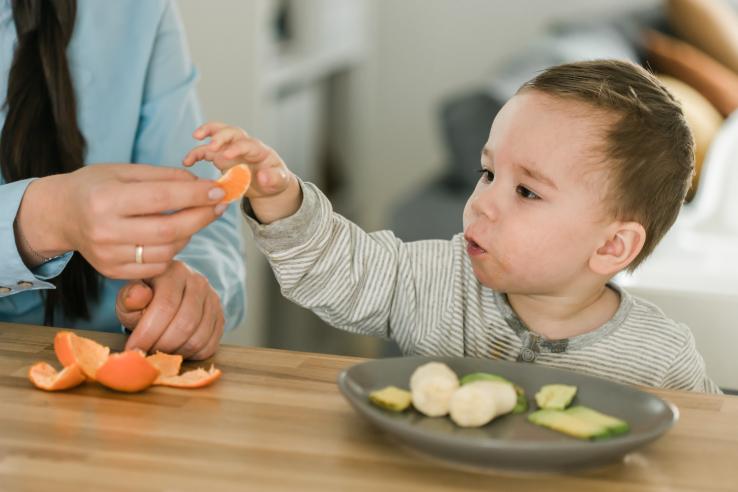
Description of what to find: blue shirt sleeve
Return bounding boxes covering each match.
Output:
[131,0,246,331]
[0,178,73,298]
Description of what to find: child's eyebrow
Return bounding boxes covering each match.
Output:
[519,164,558,191]
[481,146,558,191]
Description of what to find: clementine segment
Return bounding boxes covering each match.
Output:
[28,362,85,391]
[95,350,160,393]
[216,164,251,203]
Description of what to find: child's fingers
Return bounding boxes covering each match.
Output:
[192,121,228,140]
[208,127,249,152]
[222,138,270,163]
[182,144,218,167]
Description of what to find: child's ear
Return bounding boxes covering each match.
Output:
[589,221,646,276]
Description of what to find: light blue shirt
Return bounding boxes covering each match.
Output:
[0,0,246,332]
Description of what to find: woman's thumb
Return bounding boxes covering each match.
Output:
[122,281,153,312]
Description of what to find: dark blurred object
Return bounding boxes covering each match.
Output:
[389,6,673,241]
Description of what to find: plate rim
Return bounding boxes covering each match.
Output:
[337,356,679,453]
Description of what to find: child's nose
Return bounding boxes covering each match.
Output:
[471,185,500,221]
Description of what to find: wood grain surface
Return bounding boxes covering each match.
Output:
[1,322,736,491]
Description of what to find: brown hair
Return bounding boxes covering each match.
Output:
[1,0,99,324]
[519,59,695,271]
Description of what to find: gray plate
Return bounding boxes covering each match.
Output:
[337,356,678,472]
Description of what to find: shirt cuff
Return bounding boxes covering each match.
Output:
[241,179,326,254]
[0,178,73,297]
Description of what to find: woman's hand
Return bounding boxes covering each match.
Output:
[16,164,228,279]
[183,122,302,224]
[115,260,224,360]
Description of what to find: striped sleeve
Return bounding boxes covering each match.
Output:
[243,181,455,344]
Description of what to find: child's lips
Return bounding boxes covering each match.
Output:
[465,237,487,256]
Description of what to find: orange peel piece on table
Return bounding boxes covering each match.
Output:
[54,330,110,379]
[30,332,222,393]
[146,351,183,380]
[53,331,78,368]
[216,164,251,203]
[155,365,222,389]
[28,362,86,391]
[95,349,160,393]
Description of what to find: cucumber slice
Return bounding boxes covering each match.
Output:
[535,384,577,410]
[369,385,412,412]
[528,409,610,440]
[565,406,629,436]
[460,372,528,413]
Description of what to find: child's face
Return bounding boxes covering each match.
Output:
[462,90,615,294]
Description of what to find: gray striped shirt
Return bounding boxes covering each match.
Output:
[244,181,721,394]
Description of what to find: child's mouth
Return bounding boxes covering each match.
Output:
[465,238,486,256]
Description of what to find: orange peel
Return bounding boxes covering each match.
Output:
[53,331,77,368]
[216,164,251,203]
[54,330,110,379]
[28,362,85,391]
[95,350,160,393]
[155,365,222,389]
[30,332,222,393]
[147,351,183,379]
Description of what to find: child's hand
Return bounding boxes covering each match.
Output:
[183,122,302,223]
[183,122,290,199]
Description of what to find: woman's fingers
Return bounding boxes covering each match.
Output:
[151,273,209,354]
[121,205,223,246]
[115,180,223,216]
[189,307,224,361]
[115,164,197,183]
[115,281,153,329]
[98,262,171,281]
[177,292,220,360]
[96,240,189,267]
[124,263,187,352]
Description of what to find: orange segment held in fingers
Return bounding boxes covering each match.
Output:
[216,164,251,203]
[95,350,160,393]
[155,365,222,389]
[29,362,86,391]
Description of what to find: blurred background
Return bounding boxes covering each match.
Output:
[177,0,738,391]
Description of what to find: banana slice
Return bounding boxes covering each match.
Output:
[410,362,459,417]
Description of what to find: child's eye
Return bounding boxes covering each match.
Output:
[517,185,540,200]
[477,168,495,183]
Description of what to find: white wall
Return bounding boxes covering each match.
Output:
[348,0,659,230]
[178,0,271,347]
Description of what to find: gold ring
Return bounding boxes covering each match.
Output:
[135,245,144,264]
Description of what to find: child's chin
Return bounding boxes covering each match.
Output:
[471,264,507,291]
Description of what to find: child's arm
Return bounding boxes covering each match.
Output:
[183,123,467,352]
[183,122,302,224]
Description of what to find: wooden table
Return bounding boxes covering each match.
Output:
[1,323,737,491]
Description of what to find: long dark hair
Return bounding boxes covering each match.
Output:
[0,0,99,324]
